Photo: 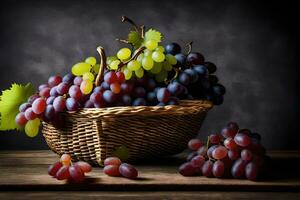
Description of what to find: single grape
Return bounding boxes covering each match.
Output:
[241,149,253,162]
[191,155,205,168]
[212,146,228,160]
[197,146,207,157]
[74,161,92,173]
[39,87,50,98]
[66,98,79,111]
[103,90,116,104]
[60,154,71,166]
[175,53,186,66]
[57,82,70,95]
[204,62,217,74]
[179,73,190,85]
[83,72,95,82]
[107,56,118,65]
[73,76,83,86]
[117,48,131,60]
[209,134,221,144]
[156,88,170,103]
[15,112,27,126]
[178,162,197,176]
[109,83,121,94]
[213,160,225,178]
[167,82,182,97]
[19,103,31,112]
[186,52,204,66]
[221,127,237,138]
[44,105,55,121]
[122,94,132,106]
[228,149,240,161]
[146,78,156,91]
[155,46,165,52]
[69,85,82,100]
[202,160,213,177]
[145,40,158,50]
[62,73,74,84]
[119,163,138,179]
[127,60,141,71]
[104,157,122,166]
[224,138,237,150]
[165,54,177,65]
[28,94,39,104]
[56,166,70,180]
[234,133,251,147]
[90,92,103,104]
[245,162,258,181]
[48,75,62,87]
[152,51,165,62]
[80,80,93,95]
[39,84,49,91]
[25,118,40,137]
[135,67,144,78]
[121,82,134,94]
[48,161,63,177]
[207,145,218,158]
[231,158,247,178]
[123,68,132,80]
[133,87,146,98]
[50,86,59,97]
[137,53,144,63]
[53,96,66,112]
[116,71,125,83]
[84,100,94,108]
[165,43,181,55]
[85,56,97,66]
[186,152,197,162]
[188,139,202,151]
[110,60,120,70]
[132,98,146,106]
[184,69,199,83]
[104,71,118,84]
[104,165,121,177]
[72,62,91,76]
[32,98,46,115]
[69,165,85,182]
[24,107,37,120]
[212,84,226,96]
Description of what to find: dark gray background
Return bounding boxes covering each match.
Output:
[0,0,298,150]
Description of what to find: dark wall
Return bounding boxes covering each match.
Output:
[0,0,298,150]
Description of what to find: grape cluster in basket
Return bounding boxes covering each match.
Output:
[179,122,268,181]
[12,16,225,137]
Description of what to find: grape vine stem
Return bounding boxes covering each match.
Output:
[186,42,193,55]
[122,16,140,33]
[95,46,107,86]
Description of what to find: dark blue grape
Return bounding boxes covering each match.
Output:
[179,73,190,85]
[146,92,157,105]
[134,87,146,98]
[167,82,182,97]
[103,90,116,103]
[156,88,170,103]
[175,54,186,66]
[146,78,156,91]
[212,84,226,96]
[193,65,208,77]
[184,69,199,83]
[101,82,110,90]
[186,52,204,66]
[165,43,181,55]
[204,62,217,74]
[132,98,146,106]
[201,78,211,90]
[122,94,131,106]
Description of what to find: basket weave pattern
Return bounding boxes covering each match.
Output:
[43,100,213,165]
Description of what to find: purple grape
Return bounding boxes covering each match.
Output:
[146,92,157,105]
[178,162,197,176]
[93,86,105,94]
[90,92,103,104]
[28,94,39,104]
[213,160,225,178]
[46,96,55,105]
[84,100,94,108]
[62,73,74,84]
[53,96,66,112]
[231,158,247,178]
[24,107,37,120]
[44,105,55,121]
[119,163,138,179]
[197,146,207,157]
[146,78,156,91]
[228,149,240,161]
[121,82,134,94]
[66,98,79,111]
[73,76,83,86]
[165,43,181,55]
[186,52,204,66]
[191,155,205,168]
[122,94,131,106]
[103,90,116,104]
[245,162,258,181]
[179,73,190,85]
[241,149,253,162]
[56,82,69,95]
[38,84,49,91]
[156,87,170,103]
[167,82,182,96]
[69,85,82,100]
[234,133,251,147]
[193,65,208,77]
[175,53,186,66]
[132,98,146,106]
[202,160,213,177]
[133,87,146,98]
[212,84,226,96]
[184,68,199,83]
[48,75,62,87]
[19,103,31,112]
[207,145,218,158]
[50,86,59,97]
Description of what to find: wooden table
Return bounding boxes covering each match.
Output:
[0,150,299,199]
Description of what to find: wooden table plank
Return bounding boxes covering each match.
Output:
[0,150,299,191]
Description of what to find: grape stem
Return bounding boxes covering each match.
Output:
[95,46,107,86]
[116,38,130,44]
[118,46,146,68]
[141,25,145,38]
[186,42,193,55]
[122,16,140,34]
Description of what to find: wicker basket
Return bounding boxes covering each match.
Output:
[42,47,213,165]
[42,100,212,165]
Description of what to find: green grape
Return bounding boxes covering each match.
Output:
[85,57,97,66]
[25,118,40,137]
[155,69,168,82]
[124,67,132,80]
[93,64,100,73]
[110,60,121,70]
[155,46,165,52]
[142,56,154,70]
[135,68,144,78]
[107,56,118,65]
[152,51,165,62]
[127,60,141,71]
[145,40,158,50]
[72,62,92,76]
[117,48,131,60]
[166,54,177,65]
[82,72,95,81]
[163,60,172,71]
[144,49,152,57]
[150,62,162,74]
[80,79,93,94]
[137,53,144,63]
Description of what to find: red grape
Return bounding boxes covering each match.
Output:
[121,82,134,94]
[28,94,39,104]
[245,162,258,181]
[178,162,197,176]
[73,76,83,86]
[228,149,240,161]
[209,134,220,144]
[186,152,197,161]
[116,71,125,83]
[227,122,239,132]
[69,85,82,100]
[46,96,55,105]
[15,112,27,126]
[50,86,59,97]
[57,82,69,95]
[212,146,228,160]
[202,160,213,177]
[48,161,63,177]
[69,165,85,182]
[213,160,225,178]
[24,107,37,120]
[231,158,246,178]
[48,75,62,87]
[39,87,50,98]
[188,139,202,151]
[103,165,121,177]
[191,155,205,168]
[197,146,207,157]
[119,163,138,179]
[207,145,218,158]
[19,103,31,112]
[104,157,122,166]
[241,149,253,161]
[32,98,46,114]
[56,166,70,180]
[74,161,92,173]
[110,83,121,94]
[90,92,103,104]
[104,71,118,84]
[221,127,237,138]
[39,84,48,91]
[234,133,251,147]
[224,138,237,150]
[66,98,79,111]
[53,96,66,112]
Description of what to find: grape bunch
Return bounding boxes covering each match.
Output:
[179,122,267,181]
[103,157,138,179]
[48,154,92,182]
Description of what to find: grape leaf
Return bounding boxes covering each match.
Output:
[144,28,162,43]
[127,31,143,49]
[0,83,34,131]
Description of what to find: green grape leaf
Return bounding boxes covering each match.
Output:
[128,31,143,49]
[144,28,162,43]
[112,145,129,161]
[0,83,34,131]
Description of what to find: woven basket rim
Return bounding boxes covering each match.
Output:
[61,100,213,119]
